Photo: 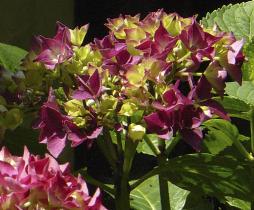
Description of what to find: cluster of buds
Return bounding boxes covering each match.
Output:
[0,146,106,210]
[23,10,244,157]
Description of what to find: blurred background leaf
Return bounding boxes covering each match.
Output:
[0,0,74,49]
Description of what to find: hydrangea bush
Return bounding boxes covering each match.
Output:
[1,1,254,209]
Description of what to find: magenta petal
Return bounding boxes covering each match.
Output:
[65,121,87,147]
[225,64,242,85]
[144,112,166,133]
[55,21,71,45]
[163,89,178,106]
[180,19,220,52]
[87,126,103,139]
[33,22,73,70]
[88,69,102,97]
[47,134,67,158]
[158,129,173,140]
[194,75,212,100]
[88,188,107,209]
[181,128,203,151]
[73,70,102,99]
[72,90,93,100]
[204,61,227,96]
[116,50,132,65]
[0,161,17,176]
[154,22,175,48]
[201,99,230,121]
[228,39,244,65]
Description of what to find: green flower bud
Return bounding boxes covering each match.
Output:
[76,45,91,62]
[100,95,118,114]
[119,101,138,117]
[126,64,145,87]
[128,123,146,141]
[73,116,86,128]
[70,25,89,47]
[64,99,85,117]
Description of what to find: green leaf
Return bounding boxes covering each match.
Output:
[168,182,190,210]
[164,153,252,201]
[214,96,250,119]
[137,134,171,156]
[201,1,254,40]
[137,134,158,156]
[0,43,27,72]
[202,119,250,155]
[203,119,238,151]
[225,196,251,210]
[130,175,189,210]
[183,192,214,210]
[225,81,254,107]
[242,38,254,81]
[203,119,239,138]
[202,128,233,155]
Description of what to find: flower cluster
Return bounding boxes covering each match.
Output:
[0,146,106,210]
[25,10,244,157]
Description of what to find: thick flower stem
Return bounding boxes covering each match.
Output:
[251,166,254,210]
[158,154,170,210]
[97,136,117,170]
[250,108,254,209]
[165,134,181,156]
[157,139,171,210]
[250,108,254,155]
[115,137,138,210]
[115,173,130,210]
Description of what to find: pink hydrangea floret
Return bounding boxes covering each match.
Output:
[0,146,107,210]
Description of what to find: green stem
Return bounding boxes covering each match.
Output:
[116,128,124,156]
[250,108,254,155]
[114,115,124,156]
[158,155,170,210]
[105,129,118,161]
[250,108,254,208]
[144,135,160,156]
[115,138,137,210]
[96,136,117,170]
[115,177,130,210]
[157,139,170,209]
[251,166,254,210]
[165,134,181,156]
[176,52,191,63]
[176,72,203,77]
[231,135,254,161]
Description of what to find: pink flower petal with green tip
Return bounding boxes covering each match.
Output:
[73,69,102,100]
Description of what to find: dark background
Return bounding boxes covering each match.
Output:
[0,0,248,49]
[76,0,248,42]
